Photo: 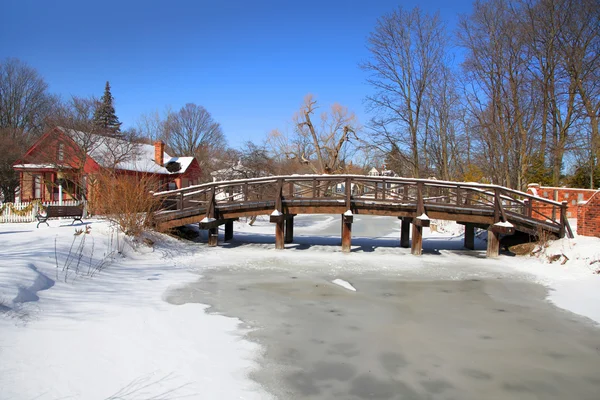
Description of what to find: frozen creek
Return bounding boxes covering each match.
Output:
[167,215,600,400]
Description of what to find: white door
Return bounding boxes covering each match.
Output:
[33,175,42,199]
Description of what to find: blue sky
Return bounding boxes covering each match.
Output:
[1,0,472,148]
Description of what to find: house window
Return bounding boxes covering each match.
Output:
[57,143,64,162]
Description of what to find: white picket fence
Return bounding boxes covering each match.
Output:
[0,200,82,223]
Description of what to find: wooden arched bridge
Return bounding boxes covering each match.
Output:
[153,174,573,257]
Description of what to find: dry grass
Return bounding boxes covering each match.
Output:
[90,170,161,237]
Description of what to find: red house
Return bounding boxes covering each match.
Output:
[13,126,201,202]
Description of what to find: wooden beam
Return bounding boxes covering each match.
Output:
[341,215,352,253]
[413,217,431,228]
[269,213,296,223]
[490,223,515,235]
[411,223,423,256]
[224,220,233,241]
[464,223,475,250]
[486,230,500,258]
[285,216,294,243]
[199,218,238,230]
[400,217,410,248]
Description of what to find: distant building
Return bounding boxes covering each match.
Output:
[210,160,254,182]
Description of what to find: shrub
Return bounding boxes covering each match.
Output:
[90,170,161,237]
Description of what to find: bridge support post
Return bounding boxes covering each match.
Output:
[464,223,475,250]
[275,220,285,249]
[341,217,352,253]
[486,229,500,258]
[208,227,218,247]
[224,220,234,242]
[285,216,294,243]
[411,224,423,256]
[400,217,410,248]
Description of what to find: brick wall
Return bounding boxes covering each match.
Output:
[577,191,600,237]
[526,184,598,219]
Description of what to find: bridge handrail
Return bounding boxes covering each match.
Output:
[153,174,565,207]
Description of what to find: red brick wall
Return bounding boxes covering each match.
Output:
[577,191,600,237]
[527,184,598,219]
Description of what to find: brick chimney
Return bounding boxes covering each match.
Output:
[154,141,165,166]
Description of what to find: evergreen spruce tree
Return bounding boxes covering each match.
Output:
[93,81,122,136]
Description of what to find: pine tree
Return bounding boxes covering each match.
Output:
[93,81,122,136]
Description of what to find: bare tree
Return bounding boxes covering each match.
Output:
[268,95,359,174]
[558,0,600,187]
[0,58,56,201]
[164,103,225,156]
[163,103,226,180]
[0,58,55,138]
[362,7,447,178]
[136,109,167,142]
[424,65,464,180]
[459,0,540,189]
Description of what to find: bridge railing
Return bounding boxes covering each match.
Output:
[153,175,573,237]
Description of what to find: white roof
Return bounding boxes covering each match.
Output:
[65,129,193,175]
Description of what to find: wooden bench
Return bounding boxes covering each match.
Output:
[36,205,84,228]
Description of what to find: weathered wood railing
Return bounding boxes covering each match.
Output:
[153,175,573,254]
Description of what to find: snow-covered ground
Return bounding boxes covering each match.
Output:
[0,220,270,400]
[1,215,599,399]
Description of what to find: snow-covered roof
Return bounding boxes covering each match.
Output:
[13,163,73,170]
[167,157,194,173]
[64,129,194,175]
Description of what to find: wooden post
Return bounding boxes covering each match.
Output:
[559,201,567,238]
[464,223,475,250]
[486,229,500,258]
[400,217,410,248]
[345,177,352,210]
[224,220,233,241]
[341,215,352,253]
[411,223,423,256]
[275,179,283,211]
[552,189,558,221]
[275,220,285,249]
[416,181,425,215]
[208,227,218,247]
[493,187,500,222]
[525,198,532,217]
[285,216,294,243]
